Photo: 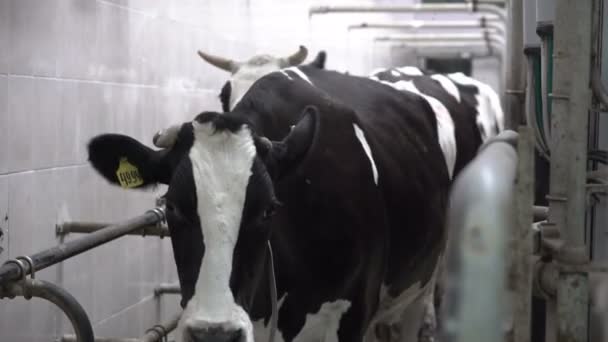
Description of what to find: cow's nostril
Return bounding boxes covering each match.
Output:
[187,325,243,342]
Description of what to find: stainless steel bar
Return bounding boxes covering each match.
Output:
[0,208,165,286]
[56,222,169,238]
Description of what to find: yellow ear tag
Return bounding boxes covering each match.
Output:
[116,157,144,188]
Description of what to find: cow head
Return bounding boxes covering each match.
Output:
[198,46,327,112]
[87,108,318,342]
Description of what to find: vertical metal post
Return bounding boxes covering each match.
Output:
[506,0,525,129]
[548,0,593,341]
[513,127,535,342]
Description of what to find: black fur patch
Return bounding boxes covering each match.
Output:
[194,112,253,134]
[219,81,232,112]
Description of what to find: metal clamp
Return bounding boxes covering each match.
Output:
[1,256,36,299]
[146,324,169,342]
[146,207,167,239]
[147,207,166,224]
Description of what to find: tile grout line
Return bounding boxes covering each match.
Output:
[7,73,217,94]
[0,162,90,177]
[92,294,156,326]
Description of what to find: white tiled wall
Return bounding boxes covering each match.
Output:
[0,0,505,340]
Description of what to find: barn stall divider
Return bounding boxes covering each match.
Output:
[0,208,182,342]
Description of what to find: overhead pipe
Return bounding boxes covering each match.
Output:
[61,313,181,342]
[374,32,506,46]
[440,130,519,342]
[0,277,94,342]
[385,41,505,63]
[347,18,506,37]
[0,208,165,286]
[309,3,506,22]
[56,221,169,238]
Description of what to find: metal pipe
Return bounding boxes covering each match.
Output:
[347,19,506,36]
[533,206,549,222]
[548,0,592,259]
[505,0,525,129]
[1,278,94,342]
[548,0,593,340]
[466,0,506,4]
[56,222,169,238]
[0,208,165,286]
[378,37,505,64]
[309,3,506,22]
[440,130,519,342]
[591,67,608,109]
[374,32,506,45]
[153,283,180,297]
[512,127,535,342]
[61,313,180,342]
[388,45,503,61]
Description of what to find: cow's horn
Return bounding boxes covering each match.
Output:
[283,46,308,66]
[197,50,236,72]
[153,125,181,148]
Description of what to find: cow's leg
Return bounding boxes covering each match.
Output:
[417,288,437,342]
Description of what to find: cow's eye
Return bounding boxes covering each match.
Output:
[263,207,276,220]
[262,201,281,220]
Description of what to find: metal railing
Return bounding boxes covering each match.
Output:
[0,208,167,342]
[61,313,181,342]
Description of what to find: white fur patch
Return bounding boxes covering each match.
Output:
[176,121,257,342]
[375,79,457,179]
[252,294,288,342]
[369,67,388,77]
[448,72,504,140]
[293,300,351,342]
[366,259,441,342]
[390,69,401,77]
[284,67,313,85]
[229,60,284,110]
[396,66,424,76]
[280,70,293,81]
[353,124,379,185]
[431,74,461,103]
[229,79,256,111]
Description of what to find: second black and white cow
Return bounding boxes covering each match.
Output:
[87,65,502,342]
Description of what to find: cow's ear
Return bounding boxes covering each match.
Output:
[88,134,171,188]
[263,106,319,180]
[308,51,326,69]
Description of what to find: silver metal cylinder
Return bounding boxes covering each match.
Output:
[441,130,519,342]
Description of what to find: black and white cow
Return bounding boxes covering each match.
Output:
[87,64,502,342]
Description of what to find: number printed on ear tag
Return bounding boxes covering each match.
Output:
[116,157,144,188]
